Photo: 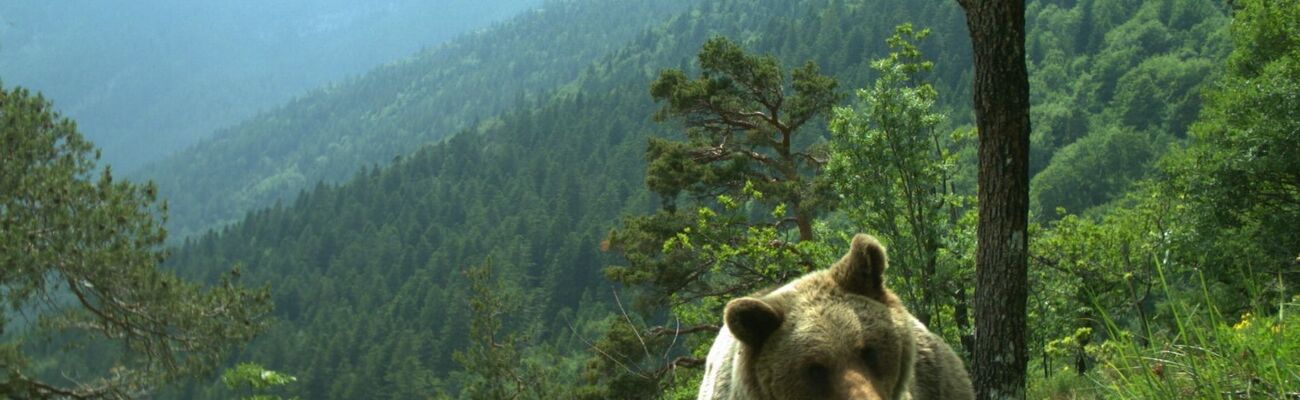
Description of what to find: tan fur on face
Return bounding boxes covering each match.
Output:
[740,266,915,399]
[697,234,974,400]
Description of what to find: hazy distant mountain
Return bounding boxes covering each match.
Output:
[154,0,976,396]
[14,0,1229,397]
[0,0,540,172]
[133,0,698,239]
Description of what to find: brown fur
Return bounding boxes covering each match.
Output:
[697,234,974,400]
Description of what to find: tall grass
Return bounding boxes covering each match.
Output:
[1089,262,1300,399]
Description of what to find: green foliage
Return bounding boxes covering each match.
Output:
[133,0,1267,398]
[1107,55,1213,135]
[453,260,532,399]
[1028,195,1172,380]
[646,35,840,239]
[222,363,298,400]
[1026,0,1228,209]
[1031,126,1162,220]
[162,89,644,399]
[449,260,574,400]
[136,0,700,240]
[595,186,841,398]
[155,0,975,397]
[1092,274,1300,399]
[1026,1,1298,396]
[0,84,270,398]
[825,25,975,338]
[1223,0,1300,78]
[598,33,846,394]
[140,0,983,242]
[1163,0,1300,280]
[573,316,650,399]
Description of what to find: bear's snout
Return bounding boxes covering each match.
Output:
[838,368,885,400]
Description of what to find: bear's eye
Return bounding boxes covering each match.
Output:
[860,346,880,370]
[804,362,830,384]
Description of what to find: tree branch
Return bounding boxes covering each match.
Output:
[645,324,719,338]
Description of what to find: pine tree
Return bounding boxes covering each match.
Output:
[0,84,270,398]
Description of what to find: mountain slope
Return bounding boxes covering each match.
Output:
[162,0,975,397]
[133,0,699,239]
[158,0,1227,397]
[0,0,539,172]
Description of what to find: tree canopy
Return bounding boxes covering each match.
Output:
[85,0,1293,398]
[0,84,270,399]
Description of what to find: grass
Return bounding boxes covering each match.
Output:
[1031,262,1299,399]
[1097,264,1297,399]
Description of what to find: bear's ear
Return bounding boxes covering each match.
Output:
[724,297,784,348]
[831,234,890,301]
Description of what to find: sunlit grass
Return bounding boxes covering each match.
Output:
[1032,261,1300,399]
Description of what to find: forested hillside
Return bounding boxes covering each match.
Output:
[146,0,1267,398]
[0,0,538,172]
[161,0,972,397]
[133,0,698,239]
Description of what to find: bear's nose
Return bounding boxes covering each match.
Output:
[839,369,883,400]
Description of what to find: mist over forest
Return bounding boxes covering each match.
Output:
[2,0,1297,399]
[0,0,539,172]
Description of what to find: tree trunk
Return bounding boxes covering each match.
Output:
[793,203,814,243]
[955,286,975,359]
[955,0,1031,399]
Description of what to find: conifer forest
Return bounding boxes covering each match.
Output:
[2,0,1297,398]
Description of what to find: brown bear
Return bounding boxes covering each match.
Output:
[697,234,974,400]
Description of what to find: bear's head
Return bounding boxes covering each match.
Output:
[724,234,916,400]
